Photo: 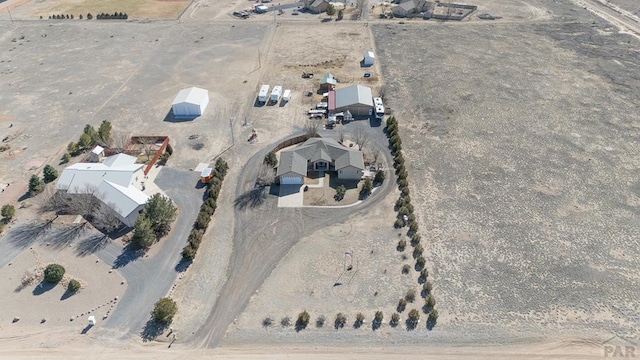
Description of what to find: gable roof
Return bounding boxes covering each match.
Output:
[91,145,105,155]
[277,137,364,178]
[310,0,328,8]
[277,151,308,177]
[103,153,137,167]
[364,51,375,59]
[321,73,337,85]
[96,181,150,220]
[172,87,209,106]
[334,85,374,109]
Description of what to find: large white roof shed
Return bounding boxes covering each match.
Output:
[172,87,210,118]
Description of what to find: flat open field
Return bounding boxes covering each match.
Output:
[6,0,190,19]
[373,0,640,343]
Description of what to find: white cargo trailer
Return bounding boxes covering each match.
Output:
[282,89,292,102]
[258,85,270,103]
[270,86,282,104]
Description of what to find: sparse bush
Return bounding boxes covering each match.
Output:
[402,264,410,274]
[151,297,177,324]
[335,313,347,329]
[181,244,197,260]
[355,312,365,326]
[395,197,407,209]
[410,234,421,246]
[296,310,310,329]
[409,220,418,233]
[316,315,326,328]
[416,256,426,269]
[62,153,71,163]
[28,175,44,195]
[420,268,429,279]
[1,204,16,220]
[425,294,436,310]
[281,316,291,327]
[401,187,410,198]
[390,134,401,146]
[68,279,81,294]
[398,179,409,190]
[264,152,278,167]
[397,239,406,251]
[398,206,410,216]
[44,264,65,283]
[408,309,420,323]
[394,218,404,229]
[334,185,346,201]
[359,178,373,199]
[428,309,439,323]
[214,158,229,178]
[374,311,383,323]
[194,212,211,230]
[405,289,416,303]
[398,298,407,312]
[422,281,433,296]
[390,313,400,327]
[262,316,273,327]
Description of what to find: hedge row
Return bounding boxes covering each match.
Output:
[181,158,229,260]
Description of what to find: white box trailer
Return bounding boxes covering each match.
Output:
[282,89,291,102]
[270,86,282,104]
[258,85,270,103]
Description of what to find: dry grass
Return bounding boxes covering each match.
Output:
[18,0,189,19]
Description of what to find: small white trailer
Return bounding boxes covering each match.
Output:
[282,89,292,102]
[270,86,282,104]
[258,85,270,103]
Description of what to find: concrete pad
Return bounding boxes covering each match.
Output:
[277,185,303,208]
[193,163,210,172]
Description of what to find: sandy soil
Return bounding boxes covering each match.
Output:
[5,0,190,19]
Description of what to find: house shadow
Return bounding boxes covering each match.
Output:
[369,116,382,127]
[32,280,56,296]
[113,243,146,269]
[328,176,358,190]
[278,184,302,196]
[162,109,198,123]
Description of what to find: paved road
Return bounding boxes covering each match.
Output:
[194,121,395,347]
[98,167,203,337]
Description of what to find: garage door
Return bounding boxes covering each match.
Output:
[281,176,303,185]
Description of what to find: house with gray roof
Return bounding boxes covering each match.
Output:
[392,0,417,17]
[328,84,374,116]
[277,137,364,185]
[304,0,329,13]
[56,153,150,227]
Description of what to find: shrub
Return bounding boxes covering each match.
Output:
[67,279,81,294]
[44,264,65,283]
[208,184,220,201]
[401,187,410,198]
[194,212,211,230]
[335,313,347,329]
[181,244,197,260]
[28,175,44,195]
[420,268,429,279]
[296,310,310,329]
[416,256,426,269]
[398,206,410,216]
[143,194,177,236]
[200,203,215,216]
[390,134,401,146]
[423,281,433,296]
[390,313,400,327]
[1,204,16,220]
[408,309,420,322]
[316,315,326,328]
[395,197,406,209]
[394,218,404,229]
[262,316,273,327]
[62,153,71,163]
[402,264,410,274]
[359,178,373,199]
[374,170,385,184]
[413,244,424,258]
[397,169,408,180]
[397,239,406,251]
[374,311,383,323]
[355,312,365,327]
[425,294,436,310]
[409,221,418,233]
[188,229,204,247]
[151,297,177,324]
[428,309,439,323]
[398,298,407,312]
[43,165,58,183]
[281,316,291,327]
[215,158,229,178]
[391,141,402,153]
[410,234,421,246]
[393,152,403,164]
[405,289,416,303]
[334,185,346,201]
[67,141,80,156]
[264,152,278,167]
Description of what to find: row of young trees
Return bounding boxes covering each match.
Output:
[386,115,439,328]
[45,12,127,20]
[131,194,178,249]
[66,120,112,160]
[181,158,229,260]
[266,309,428,331]
[28,164,59,195]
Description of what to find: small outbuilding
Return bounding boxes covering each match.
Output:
[329,84,374,117]
[172,87,209,118]
[87,145,105,163]
[392,0,417,17]
[363,51,375,66]
[320,73,337,91]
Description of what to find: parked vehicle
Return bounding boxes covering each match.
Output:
[258,85,270,103]
[282,89,292,102]
[270,86,282,104]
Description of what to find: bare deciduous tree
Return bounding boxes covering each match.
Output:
[378,84,387,101]
[355,0,366,19]
[137,137,158,161]
[353,127,370,150]
[304,120,322,138]
[91,201,122,233]
[110,130,131,153]
[256,163,275,186]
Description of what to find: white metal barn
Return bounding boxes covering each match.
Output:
[363,51,375,66]
[172,87,210,117]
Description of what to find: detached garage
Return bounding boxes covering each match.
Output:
[172,87,209,118]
